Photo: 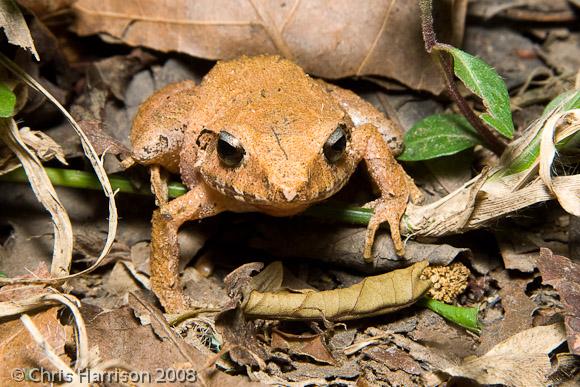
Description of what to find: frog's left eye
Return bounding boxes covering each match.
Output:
[323,124,347,163]
[217,131,245,167]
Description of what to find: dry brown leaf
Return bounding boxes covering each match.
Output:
[0,127,67,175]
[363,345,422,375]
[271,329,336,365]
[78,119,131,159]
[71,0,465,94]
[0,0,38,59]
[242,261,431,321]
[83,304,205,386]
[0,307,69,386]
[537,248,580,355]
[496,231,539,272]
[19,127,67,164]
[478,270,535,355]
[408,309,478,360]
[445,323,567,387]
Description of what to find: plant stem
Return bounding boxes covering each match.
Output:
[0,167,374,225]
[418,0,507,156]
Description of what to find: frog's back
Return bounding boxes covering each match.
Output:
[192,55,343,137]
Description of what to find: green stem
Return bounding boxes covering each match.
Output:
[418,0,506,155]
[0,167,373,224]
[1,167,481,330]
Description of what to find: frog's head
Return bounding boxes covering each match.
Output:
[195,104,360,207]
[187,55,363,208]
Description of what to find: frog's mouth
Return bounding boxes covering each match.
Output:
[203,173,348,207]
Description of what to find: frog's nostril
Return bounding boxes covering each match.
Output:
[282,187,297,201]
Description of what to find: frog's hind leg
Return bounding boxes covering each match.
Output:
[150,185,225,312]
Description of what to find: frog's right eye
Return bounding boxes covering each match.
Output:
[217,131,245,167]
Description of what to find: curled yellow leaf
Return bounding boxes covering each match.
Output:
[242,261,430,321]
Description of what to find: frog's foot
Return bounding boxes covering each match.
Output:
[151,281,191,313]
[363,196,407,261]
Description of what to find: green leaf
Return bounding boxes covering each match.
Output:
[543,90,580,115]
[0,82,16,117]
[0,271,6,278]
[438,45,514,139]
[418,297,480,333]
[398,114,482,161]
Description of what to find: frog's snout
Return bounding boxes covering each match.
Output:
[281,186,298,201]
[274,179,306,202]
[268,167,309,202]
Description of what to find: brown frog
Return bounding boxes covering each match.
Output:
[130,55,421,312]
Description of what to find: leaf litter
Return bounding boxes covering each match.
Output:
[0,0,579,385]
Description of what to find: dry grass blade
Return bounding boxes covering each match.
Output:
[468,175,580,227]
[403,172,488,237]
[539,109,580,215]
[0,292,60,316]
[0,291,90,371]
[0,53,118,285]
[42,293,89,371]
[0,118,73,277]
[20,314,82,386]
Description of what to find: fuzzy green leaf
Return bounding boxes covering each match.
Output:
[438,46,514,139]
[543,90,580,114]
[419,297,480,333]
[0,83,16,117]
[398,114,482,161]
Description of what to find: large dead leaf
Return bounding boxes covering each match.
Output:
[242,261,431,321]
[71,0,464,94]
[445,323,567,387]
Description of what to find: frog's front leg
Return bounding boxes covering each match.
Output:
[150,184,225,312]
[356,124,418,260]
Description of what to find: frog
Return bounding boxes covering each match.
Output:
[130,55,422,312]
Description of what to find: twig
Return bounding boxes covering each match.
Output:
[418,0,507,155]
[1,166,576,236]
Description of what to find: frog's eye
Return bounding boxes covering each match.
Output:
[217,131,245,167]
[323,124,347,163]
